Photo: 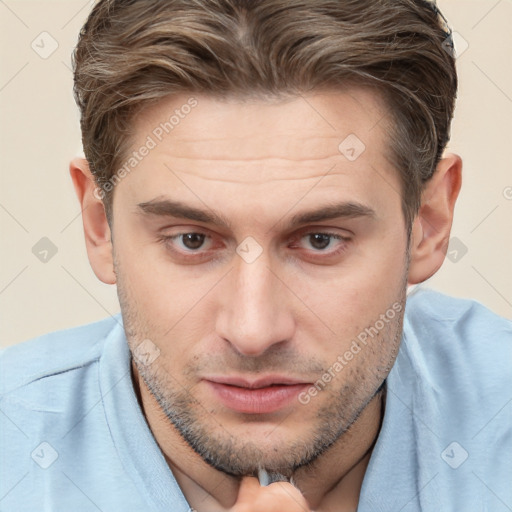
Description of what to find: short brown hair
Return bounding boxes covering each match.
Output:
[73,0,457,228]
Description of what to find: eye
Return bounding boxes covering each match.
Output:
[156,229,226,266]
[287,229,351,264]
[178,233,207,251]
[306,233,334,250]
[159,232,212,253]
[299,232,348,252]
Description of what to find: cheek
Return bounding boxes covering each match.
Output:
[118,255,222,359]
[116,226,188,302]
[292,231,407,349]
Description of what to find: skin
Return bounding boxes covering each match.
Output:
[70,89,461,511]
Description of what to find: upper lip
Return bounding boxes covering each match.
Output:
[205,375,309,389]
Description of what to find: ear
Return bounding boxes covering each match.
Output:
[408,153,462,285]
[69,157,116,285]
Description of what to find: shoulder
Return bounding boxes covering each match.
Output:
[0,315,122,396]
[401,287,511,406]
[365,290,512,509]
[405,286,511,332]
[403,286,511,352]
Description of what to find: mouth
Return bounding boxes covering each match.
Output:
[203,375,310,414]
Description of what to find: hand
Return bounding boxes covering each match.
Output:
[229,476,312,512]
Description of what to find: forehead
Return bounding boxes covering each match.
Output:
[118,88,401,223]
[133,88,391,164]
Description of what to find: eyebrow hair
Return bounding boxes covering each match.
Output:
[137,198,232,229]
[288,202,376,227]
[136,198,376,230]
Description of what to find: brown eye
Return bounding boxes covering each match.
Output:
[180,233,206,250]
[308,233,331,250]
[290,230,350,260]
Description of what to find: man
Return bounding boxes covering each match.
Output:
[1,0,510,510]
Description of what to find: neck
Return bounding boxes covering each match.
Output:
[132,361,385,511]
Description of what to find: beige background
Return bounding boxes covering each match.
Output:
[1,0,511,348]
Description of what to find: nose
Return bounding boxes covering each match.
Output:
[215,253,296,357]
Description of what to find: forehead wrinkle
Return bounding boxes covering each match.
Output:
[161,166,349,186]
[153,138,347,164]
[142,158,345,187]
[158,154,342,164]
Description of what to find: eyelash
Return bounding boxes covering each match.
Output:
[156,230,351,263]
[156,232,218,264]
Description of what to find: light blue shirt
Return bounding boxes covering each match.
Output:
[1,288,511,511]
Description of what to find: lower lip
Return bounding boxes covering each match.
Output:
[206,381,308,414]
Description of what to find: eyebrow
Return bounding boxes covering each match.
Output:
[137,198,232,229]
[136,198,376,230]
[289,202,376,226]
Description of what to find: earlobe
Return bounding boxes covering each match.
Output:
[407,153,462,285]
[69,157,116,285]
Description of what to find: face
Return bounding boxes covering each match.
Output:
[112,89,408,477]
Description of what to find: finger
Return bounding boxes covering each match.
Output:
[232,476,310,512]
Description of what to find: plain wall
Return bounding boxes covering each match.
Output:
[1,0,511,347]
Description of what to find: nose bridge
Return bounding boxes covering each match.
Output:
[237,257,274,320]
[216,253,295,356]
